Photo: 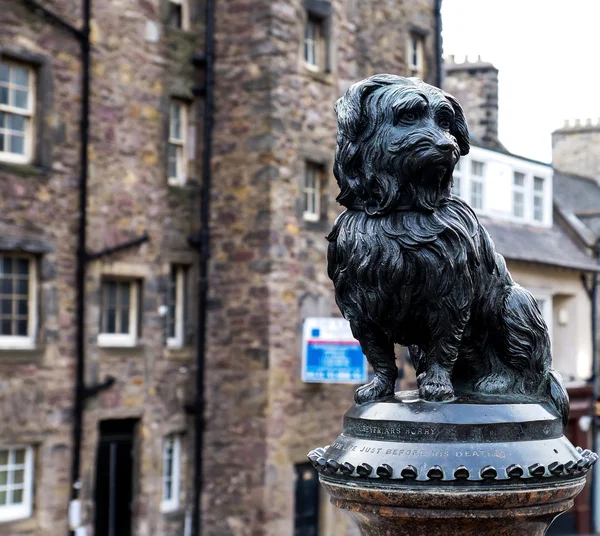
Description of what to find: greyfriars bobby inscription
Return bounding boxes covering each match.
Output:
[308,75,597,536]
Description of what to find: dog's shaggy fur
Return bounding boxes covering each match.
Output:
[327,74,569,423]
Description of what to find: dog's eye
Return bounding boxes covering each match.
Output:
[402,112,417,122]
[439,119,451,130]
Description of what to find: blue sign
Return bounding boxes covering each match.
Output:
[301,317,367,384]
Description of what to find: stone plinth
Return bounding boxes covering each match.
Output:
[308,391,597,535]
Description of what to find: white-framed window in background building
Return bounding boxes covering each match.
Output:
[98,279,139,347]
[533,177,545,222]
[512,171,526,218]
[470,160,484,210]
[166,0,190,30]
[0,254,37,349]
[535,294,553,344]
[161,434,181,512]
[304,13,326,72]
[407,34,425,78]
[167,265,186,348]
[0,445,34,523]
[0,61,35,165]
[168,100,189,186]
[303,162,322,222]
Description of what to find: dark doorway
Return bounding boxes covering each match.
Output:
[294,462,320,536]
[94,419,137,536]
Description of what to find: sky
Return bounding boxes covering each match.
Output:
[441,0,600,163]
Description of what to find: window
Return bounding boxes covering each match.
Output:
[512,172,525,218]
[470,161,484,210]
[168,100,189,186]
[452,159,462,197]
[167,265,186,348]
[535,295,553,344]
[161,435,181,512]
[294,463,320,536]
[0,61,35,164]
[0,446,34,522]
[98,279,139,347]
[533,177,545,222]
[303,162,322,222]
[407,34,425,78]
[0,255,37,349]
[304,14,326,71]
[166,0,189,30]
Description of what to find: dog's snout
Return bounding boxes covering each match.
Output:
[435,140,454,153]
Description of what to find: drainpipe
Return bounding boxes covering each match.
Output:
[21,1,90,533]
[71,0,90,532]
[434,0,443,88]
[191,0,215,534]
[591,240,600,532]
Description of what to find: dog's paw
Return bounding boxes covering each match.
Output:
[474,373,511,395]
[354,378,394,405]
[419,369,454,401]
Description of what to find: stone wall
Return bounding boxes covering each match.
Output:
[0,0,440,535]
[0,0,204,534]
[262,1,438,535]
[552,120,600,181]
[443,56,501,149]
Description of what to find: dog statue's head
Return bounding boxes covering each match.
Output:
[334,74,470,215]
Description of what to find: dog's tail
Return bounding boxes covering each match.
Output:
[547,368,569,427]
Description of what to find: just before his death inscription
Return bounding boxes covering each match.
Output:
[308,75,597,536]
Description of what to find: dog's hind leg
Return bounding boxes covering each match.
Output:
[351,322,397,404]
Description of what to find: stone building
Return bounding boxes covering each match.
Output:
[0,1,442,535]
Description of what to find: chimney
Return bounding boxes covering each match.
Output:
[443,56,501,149]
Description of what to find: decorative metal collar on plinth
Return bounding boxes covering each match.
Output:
[309,74,596,536]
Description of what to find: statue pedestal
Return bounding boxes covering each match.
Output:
[321,478,585,536]
[309,392,596,536]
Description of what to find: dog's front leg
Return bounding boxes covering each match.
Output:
[351,323,397,404]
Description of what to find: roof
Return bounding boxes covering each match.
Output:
[553,170,600,215]
[479,216,599,272]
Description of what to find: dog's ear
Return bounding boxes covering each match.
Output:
[444,92,470,156]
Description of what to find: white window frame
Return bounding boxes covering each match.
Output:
[167,266,186,349]
[512,171,526,219]
[534,294,553,345]
[167,0,190,31]
[0,61,36,165]
[304,14,325,72]
[0,254,37,350]
[303,162,321,222]
[98,279,139,348]
[0,445,34,523]
[470,160,485,210]
[407,34,425,78]
[161,435,181,513]
[533,176,545,223]
[168,100,189,187]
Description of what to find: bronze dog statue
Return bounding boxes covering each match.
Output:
[327,74,568,424]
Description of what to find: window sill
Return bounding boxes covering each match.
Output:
[0,346,44,363]
[0,161,49,179]
[98,344,145,355]
[302,66,334,85]
[164,346,193,361]
[161,506,185,520]
[97,334,138,348]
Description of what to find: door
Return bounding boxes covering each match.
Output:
[94,419,137,536]
[294,462,320,536]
